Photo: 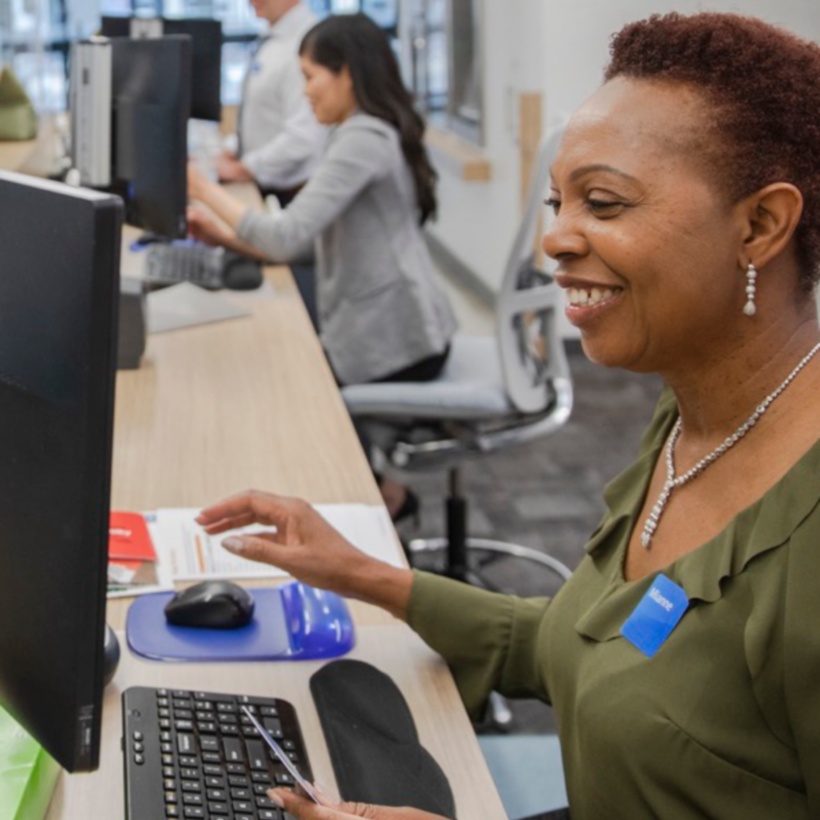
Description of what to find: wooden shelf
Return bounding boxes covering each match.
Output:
[424,126,492,182]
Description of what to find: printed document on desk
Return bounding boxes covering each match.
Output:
[147,281,251,333]
[151,504,402,581]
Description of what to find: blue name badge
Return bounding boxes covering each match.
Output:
[620,573,689,658]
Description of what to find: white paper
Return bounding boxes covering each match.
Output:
[149,504,403,582]
[147,281,251,334]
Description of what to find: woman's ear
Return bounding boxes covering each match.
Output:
[738,182,803,269]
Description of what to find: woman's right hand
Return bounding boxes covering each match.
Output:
[269,787,449,819]
[196,491,413,619]
[186,205,235,247]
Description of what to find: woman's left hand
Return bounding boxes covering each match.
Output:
[217,153,254,183]
[187,160,217,202]
[269,788,450,820]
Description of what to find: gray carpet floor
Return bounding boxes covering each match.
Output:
[393,346,664,734]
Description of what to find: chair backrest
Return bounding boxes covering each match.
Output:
[496,128,572,422]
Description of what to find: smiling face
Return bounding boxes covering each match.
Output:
[299,55,357,125]
[544,77,748,375]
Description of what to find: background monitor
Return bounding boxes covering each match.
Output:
[109,35,191,239]
[100,15,223,122]
[0,170,122,772]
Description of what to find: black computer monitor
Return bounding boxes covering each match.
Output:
[109,35,191,239]
[100,15,222,122]
[0,170,122,773]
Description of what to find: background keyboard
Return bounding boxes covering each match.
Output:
[123,686,311,819]
[143,243,226,290]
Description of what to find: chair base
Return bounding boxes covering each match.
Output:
[407,536,572,590]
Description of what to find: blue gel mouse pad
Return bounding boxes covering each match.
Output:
[126,582,355,662]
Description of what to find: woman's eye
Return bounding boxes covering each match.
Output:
[544,197,561,214]
[587,199,624,216]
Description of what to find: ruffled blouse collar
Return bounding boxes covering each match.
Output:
[576,388,820,641]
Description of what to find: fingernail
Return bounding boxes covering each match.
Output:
[223,537,245,554]
[267,789,284,808]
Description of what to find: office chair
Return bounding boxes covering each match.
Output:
[341,128,573,596]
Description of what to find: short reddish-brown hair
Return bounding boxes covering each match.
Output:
[605,12,820,291]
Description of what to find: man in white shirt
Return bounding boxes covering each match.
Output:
[218,0,325,204]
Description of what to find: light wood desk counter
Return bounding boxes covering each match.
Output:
[0,115,66,176]
[13,189,506,814]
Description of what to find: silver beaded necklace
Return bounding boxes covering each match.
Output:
[640,341,820,548]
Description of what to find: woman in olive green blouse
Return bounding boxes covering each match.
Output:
[195,12,820,820]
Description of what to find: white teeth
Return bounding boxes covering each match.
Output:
[566,287,618,307]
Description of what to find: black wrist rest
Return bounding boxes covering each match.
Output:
[310,659,456,818]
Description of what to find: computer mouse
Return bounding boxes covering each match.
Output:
[222,251,263,291]
[164,580,255,629]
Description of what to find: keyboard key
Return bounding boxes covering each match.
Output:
[200,736,219,753]
[177,734,195,755]
[223,737,243,762]
[264,718,284,738]
[246,739,267,770]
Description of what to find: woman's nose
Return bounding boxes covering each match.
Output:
[541,209,588,262]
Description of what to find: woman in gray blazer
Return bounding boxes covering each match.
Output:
[188,14,455,384]
[188,13,456,518]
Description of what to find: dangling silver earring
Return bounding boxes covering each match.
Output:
[743,262,757,316]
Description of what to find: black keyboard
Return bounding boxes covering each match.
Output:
[143,243,226,290]
[123,686,311,820]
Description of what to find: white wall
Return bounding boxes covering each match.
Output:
[422,0,820,314]
[542,0,820,133]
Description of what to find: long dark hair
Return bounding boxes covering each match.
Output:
[300,14,438,225]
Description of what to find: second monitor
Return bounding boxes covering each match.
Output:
[100,16,222,122]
